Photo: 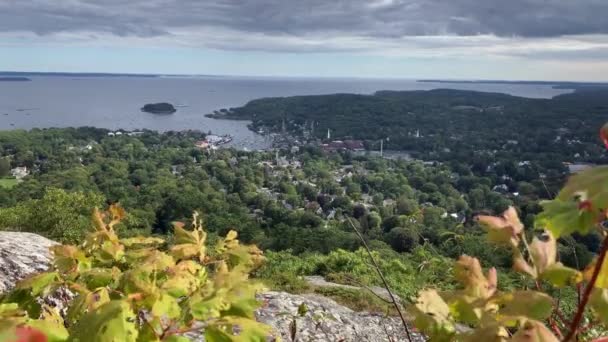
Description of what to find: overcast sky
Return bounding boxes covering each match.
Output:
[2,0,608,80]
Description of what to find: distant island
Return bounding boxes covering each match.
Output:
[141,102,177,114]
[0,77,31,82]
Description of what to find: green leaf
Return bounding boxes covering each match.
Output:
[189,293,224,322]
[537,165,608,237]
[80,268,121,290]
[297,303,308,317]
[164,336,191,342]
[216,317,269,342]
[66,288,111,325]
[52,245,92,274]
[559,166,608,206]
[0,303,20,315]
[151,294,180,320]
[16,272,58,296]
[121,236,165,248]
[540,263,582,288]
[446,295,481,326]
[204,326,233,342]
[535,199,595,238]
[170,222,206,262]
[172,223,199,245]
[96,240,125,263]
[120,269,156,295]
[220,297,261,319]
[69,300,138,342]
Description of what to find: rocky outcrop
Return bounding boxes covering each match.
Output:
[255,291,422,341]
[0,231,58,293]
[141,102,177,114]
[0,232,423,341]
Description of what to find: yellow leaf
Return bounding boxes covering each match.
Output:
[225,230,238,241]
[529,232,556,274]
[590,288,608,325]
[510,320,558,342]
[477,206,523,247]
[454,255,497,299]
[409,289,455,338]
[513,249,537,278]
[462,323,509,342]
[540,263,582,288]
[491,291,553,321]
[583,255,608,289]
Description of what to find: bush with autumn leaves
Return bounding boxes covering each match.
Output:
[0,206,269,342]
[409,124,608,341]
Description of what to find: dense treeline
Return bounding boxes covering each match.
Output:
[212,89,608,195]
[0,127,600,275]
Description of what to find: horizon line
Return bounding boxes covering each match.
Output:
[1,70,607,84]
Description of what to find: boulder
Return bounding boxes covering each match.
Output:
[0,231,57,293]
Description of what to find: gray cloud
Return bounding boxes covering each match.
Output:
[2,0,607,38]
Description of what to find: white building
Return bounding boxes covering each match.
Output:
[10,167,28,180]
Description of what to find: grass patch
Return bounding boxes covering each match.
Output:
[260,273,311,294]
[0,178,17,189]
[312,286,398,316]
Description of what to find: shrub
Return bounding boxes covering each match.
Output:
[0,205,270,341]
[409,125,608,340]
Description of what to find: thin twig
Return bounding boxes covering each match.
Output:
[563,234,608,342]
[340,274,396,305]
[347,218,414,341]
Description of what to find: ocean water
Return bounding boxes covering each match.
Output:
[0,76,571,149]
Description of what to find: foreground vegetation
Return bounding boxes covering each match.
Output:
[0,206,268,341]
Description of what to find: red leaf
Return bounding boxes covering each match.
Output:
[11,326,48,342]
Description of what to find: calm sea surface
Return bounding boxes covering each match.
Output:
[0,76,571,149]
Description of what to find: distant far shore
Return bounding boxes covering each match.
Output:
[0,71,222,78]
[0,77,31,82]
[417,79,608,92]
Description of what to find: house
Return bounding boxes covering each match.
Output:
[383,199,396,207]
[170,165,183,176]
[195,140,209,149]
[276,156,290,168]
[492,184,509,193]
[344,140,365,151]
[10,167,28,180]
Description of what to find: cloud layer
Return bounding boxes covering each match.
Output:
[2,0,608,61]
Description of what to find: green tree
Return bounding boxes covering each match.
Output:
[0,188,104,243]
[0,158,10,177]
[386,227,419,253]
